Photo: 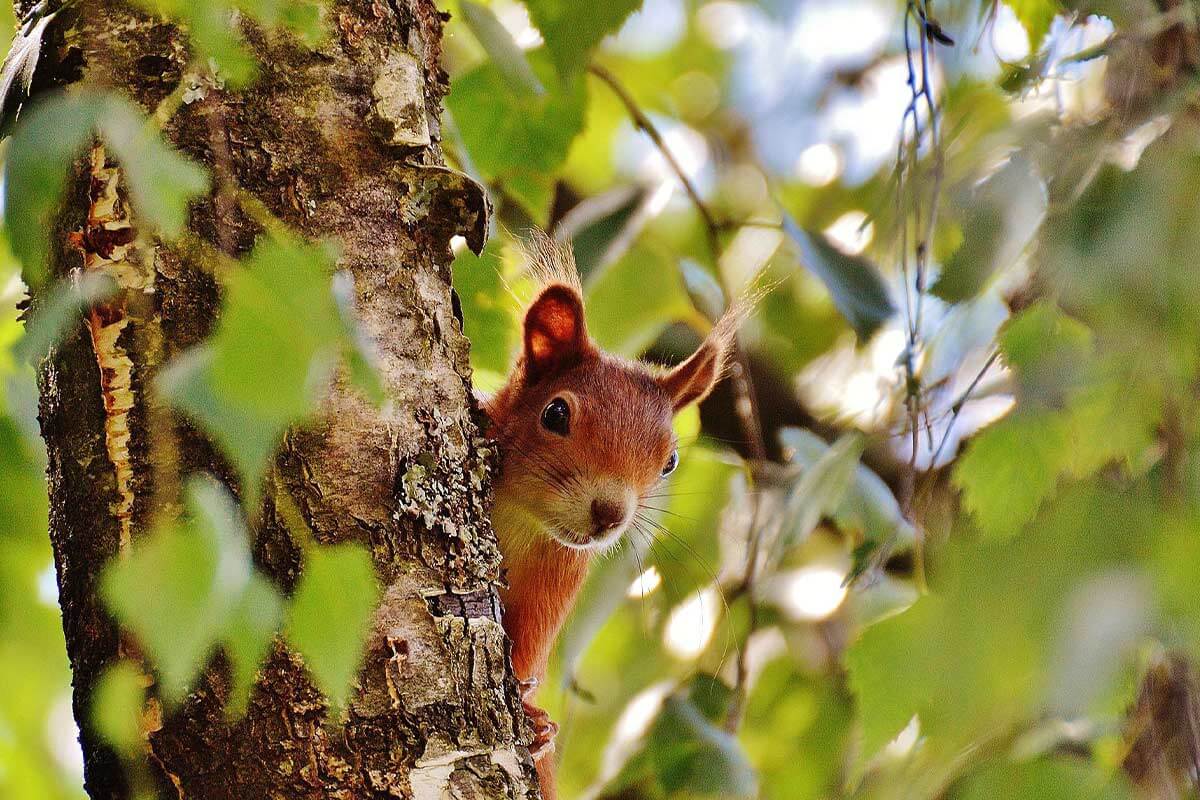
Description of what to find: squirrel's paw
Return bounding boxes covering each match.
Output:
[522,700,559,761]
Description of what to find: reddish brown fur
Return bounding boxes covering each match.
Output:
[488,347,677,662]
[481,238,734,798]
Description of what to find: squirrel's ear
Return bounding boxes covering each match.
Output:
[523,284,590,382]
[659,318,736,411]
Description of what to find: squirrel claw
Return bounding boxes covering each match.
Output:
[523,701,559,762]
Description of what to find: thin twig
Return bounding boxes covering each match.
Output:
[893,0,946,590]
[587,63,721,258]
[724,468,764,733]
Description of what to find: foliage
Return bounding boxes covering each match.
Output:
[3,0,1200,799]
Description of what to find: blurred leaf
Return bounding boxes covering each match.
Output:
[585,244,695,356]
[91,661,146,755]
[4,92,104,282]
[526,0,643,78]
[557,536,647,685]
[0,416,46,538]
[955,755,1131,800]
[933,156,1046,303]
[99,98,210,238]
[159,235,377,495]
[999,302,1091,406]
[781,215,895,340]
[953,409,1068,541]
[650,447,739,605]
[848,484,1142,769]
[4,93,208,284]
[772,432,864,562]
[286,542,378,709]
[922,290,1008,387]
[158,347,285,500]
[955,305,1159,540]
[14,273,116,365]
[460,1,543,97]
[446,52,586,221]
[102,477,283,703]
[556,185,648,278]
[742,659,853,800]
[680,259,726,323]
[223,574,285,716]
[330,269,385,406]
[1045,571,1151,718]
[779,428,914,578]
[453,238,515,376]
[600,674,758,799]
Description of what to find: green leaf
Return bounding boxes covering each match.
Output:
[92,661,147,756]
[600,675,758,799]
[452,239,516,377]
[953,409,1069,541]
[446,51,586,221]
[781,214,895,340]
[525,0,643,78]
[741,659,853,800]
[933,156,1046,303]
[460,1,544,97]
[771,432,864,562]
[955,304,1161,539]
[585,244,695,357]
[4,92,104,282]
[3,93,209,284]
[556,535,647,685]
[778,428,914,577]
[679,259,726,323]
[0,416,48,539]
[556,185,648,279]
[847,485,1141,768]
[286,543,379,709]
[100,98,210,239]
[158,235,377,494]
[101,477,283,702]
[649,446,739,605]
[223,574,285,716]
[998,302,1091,395]
[158,347,287,501]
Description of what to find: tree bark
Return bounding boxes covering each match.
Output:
[33,1,536,798]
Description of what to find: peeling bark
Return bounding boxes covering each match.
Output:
[34,2,533,798]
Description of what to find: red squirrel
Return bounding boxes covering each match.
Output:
[480,233,736,799]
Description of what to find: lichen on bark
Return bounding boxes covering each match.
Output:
[32,1,534,798]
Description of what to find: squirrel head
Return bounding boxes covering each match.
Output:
[486,238,735,555]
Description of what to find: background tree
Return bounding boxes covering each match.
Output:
[3,1,1200,799]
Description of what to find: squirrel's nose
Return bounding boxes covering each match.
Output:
[590,498,627,535]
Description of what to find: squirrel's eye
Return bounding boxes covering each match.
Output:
[541,397,571,436]
[662,449,679,477]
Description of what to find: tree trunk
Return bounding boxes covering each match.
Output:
[33,1,536,798]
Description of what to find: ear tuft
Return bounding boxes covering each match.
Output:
[659,309,740,411]
[521,228,582,291]
[523,284,590,382]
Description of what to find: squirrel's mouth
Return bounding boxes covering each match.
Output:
[547,524,624,553]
